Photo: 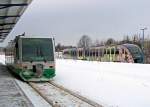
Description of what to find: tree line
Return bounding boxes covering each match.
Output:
[77,34,145,47]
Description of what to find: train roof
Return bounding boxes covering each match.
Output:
[0,0,32,42]
[122,43,140,48]
[13,35,55,43]
[16,35,54,39]
[62,43,141,51]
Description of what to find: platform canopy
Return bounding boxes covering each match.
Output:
[0,0,32,42]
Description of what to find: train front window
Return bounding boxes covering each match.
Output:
[126,46,142,57]
[22,38,54,61]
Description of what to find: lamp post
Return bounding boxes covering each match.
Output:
[140,27,147,50]
[140,27,147,63]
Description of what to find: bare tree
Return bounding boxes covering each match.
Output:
[124,35,130,43]
[93,39,101,46]
[77,35,92,59]
[77,35,92,48]
[55,43,62,52]
[105,38,115,45]
[99,40,105,46]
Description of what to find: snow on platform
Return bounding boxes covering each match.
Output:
[1,54,150,107]
[0,55,51,107]
[0,64,34,107]
[15,80,52,107]
[0,55,5,65]
[55,59,150,107]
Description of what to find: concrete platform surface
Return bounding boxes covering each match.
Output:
[0,64,34,107]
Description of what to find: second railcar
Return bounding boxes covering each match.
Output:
[62,44,144,63]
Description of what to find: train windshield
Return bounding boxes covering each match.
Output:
[125,45,143,57]
[22,38,54,61]
[122,44,144,63]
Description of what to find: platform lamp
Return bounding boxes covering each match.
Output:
[140,28,147,50]
[140,27,147,63]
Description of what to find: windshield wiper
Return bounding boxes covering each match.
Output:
[39,47,43,57]
[36,46,40,57]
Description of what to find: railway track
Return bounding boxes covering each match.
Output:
[29,81,103,107]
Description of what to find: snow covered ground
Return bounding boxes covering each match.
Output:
[55,59,150,107]
[1,54,150,107]
[0,55,5,65]
[15,79,52,107]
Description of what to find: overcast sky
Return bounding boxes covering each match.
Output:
[1,0,150,46]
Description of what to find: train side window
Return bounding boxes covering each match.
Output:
[102,48,104,56]
[87,51,89,56]
[85,50,89,56]
[70,51,72,56]
[104,49,106,54]
[79,50,83,56]
[68,51,70,56]
[99,49,101,56]
[74,51,77,56]
[111,48,114,54]
[93,51,95,56]
[96,51,98,56]
[107,49,110,54]
[15,43,19,59]
[81,50,83,57]
[115,49,119,54]
[73,50,75,56]
[72,51,74,56]
[100,49,103,56]
[79,51,81,56]
[73,51,75,56]
[90,51,92,56]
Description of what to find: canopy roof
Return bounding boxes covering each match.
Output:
[0,0,32,42]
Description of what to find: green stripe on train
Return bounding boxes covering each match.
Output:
[8,65,55,81]
[20,68,55,80]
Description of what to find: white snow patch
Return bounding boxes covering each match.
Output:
[1,54,150,107]
[55,59,150,107]
[0,55,5,65]
[15,79,52,107]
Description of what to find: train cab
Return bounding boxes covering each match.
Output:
[123,44,144,63]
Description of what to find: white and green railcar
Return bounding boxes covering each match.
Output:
[5,36,55,81]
